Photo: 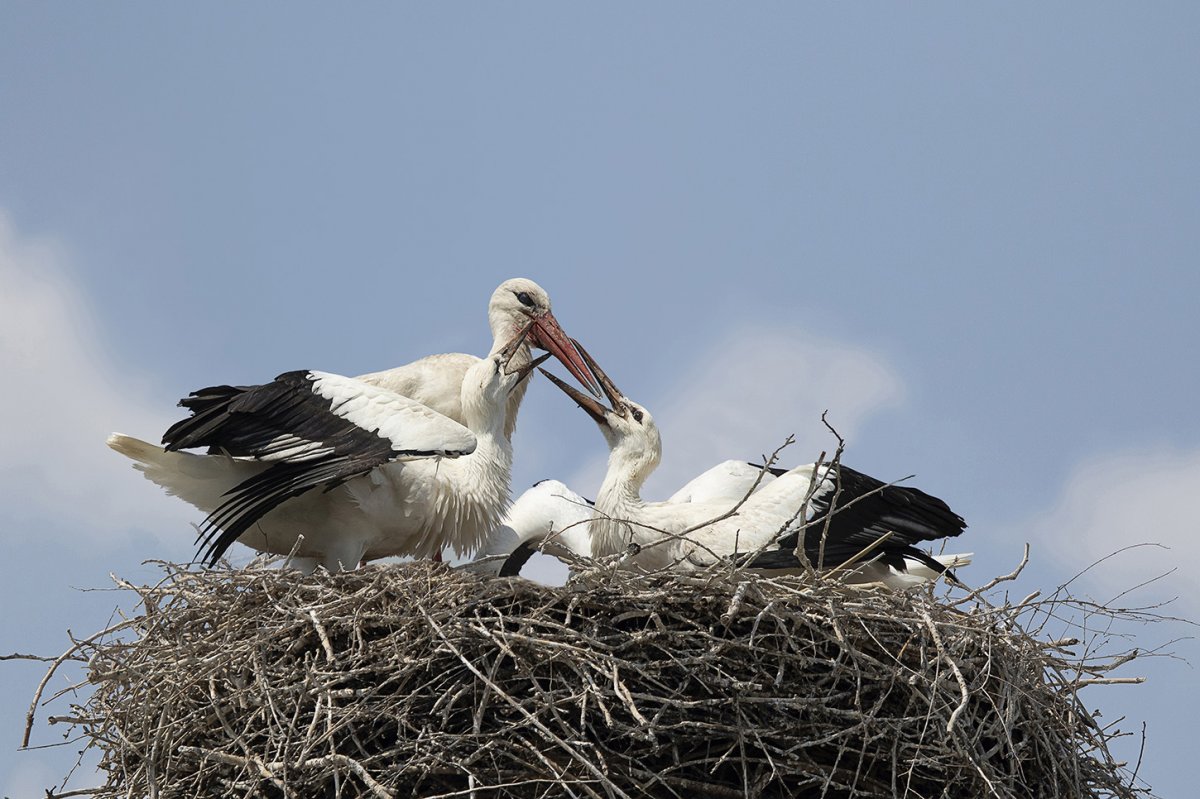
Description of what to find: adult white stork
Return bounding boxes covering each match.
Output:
[108,329,551,572]
[537,345,971,585]
[356,278,600,440]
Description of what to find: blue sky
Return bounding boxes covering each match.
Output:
[2,4,1198,796]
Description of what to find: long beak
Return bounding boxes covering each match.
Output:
[510,352,552,386]
[540,368,611,426]
[530,310,603,398]
[571,338,625,410]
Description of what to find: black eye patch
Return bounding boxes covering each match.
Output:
[632,409,644,423]
[515,291,535,308]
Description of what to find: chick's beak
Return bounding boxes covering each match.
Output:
[510,352,552,386]
[540,368,610,426]
[539,339,631,428]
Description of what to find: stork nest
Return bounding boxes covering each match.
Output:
[27,557,1153,799]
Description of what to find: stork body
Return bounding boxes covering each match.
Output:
[660,462,970,584]
[540,348,970,585]
[591,454,968,577]
[111,346,543,571]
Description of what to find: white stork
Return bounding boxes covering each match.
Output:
[109,277,600,568]
[108,325,552,572]
[535,345,971,586]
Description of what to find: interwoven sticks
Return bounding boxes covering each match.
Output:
[29,560,1147,798]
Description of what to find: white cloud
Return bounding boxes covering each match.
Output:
[0,212,193,546]
[569,324,904,498]
[1030,448,1200,615]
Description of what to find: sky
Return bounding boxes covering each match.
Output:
[1,4,1198,796]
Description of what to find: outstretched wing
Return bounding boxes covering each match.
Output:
[163,370,476,565]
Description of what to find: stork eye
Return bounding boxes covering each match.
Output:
[514,291,535,308]
[631,409,644,423]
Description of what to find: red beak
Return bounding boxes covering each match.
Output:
[529,310,603,397]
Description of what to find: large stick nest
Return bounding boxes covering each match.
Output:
[32,558,1148,798]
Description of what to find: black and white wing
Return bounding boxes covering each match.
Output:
[748,464,967,574]
[162,370,476,565]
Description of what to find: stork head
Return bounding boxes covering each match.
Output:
[488,278,601,397]
[540,342,662,484]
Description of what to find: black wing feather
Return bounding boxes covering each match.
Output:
[747,463,967,574]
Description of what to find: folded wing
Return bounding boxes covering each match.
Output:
[162,370,477,564]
